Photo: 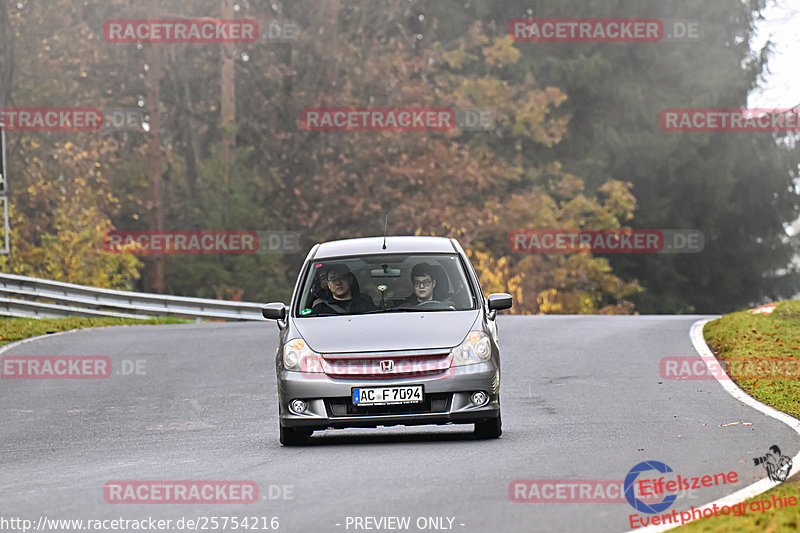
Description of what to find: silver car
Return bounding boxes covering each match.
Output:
[262,236,512,445]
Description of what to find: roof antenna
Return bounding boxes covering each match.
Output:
[382,213,389,249]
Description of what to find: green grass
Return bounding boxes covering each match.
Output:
[672,301,800,531]
[0,316,189,347]
[704,300,800,420]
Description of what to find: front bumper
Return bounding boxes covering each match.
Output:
[277,362,500,430]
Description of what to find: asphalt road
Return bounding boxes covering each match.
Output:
[1,316,798,533]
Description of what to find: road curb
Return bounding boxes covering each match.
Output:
[0,327,84,355]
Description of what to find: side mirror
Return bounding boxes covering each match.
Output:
[487,293,513,312]
[262,303,287,320]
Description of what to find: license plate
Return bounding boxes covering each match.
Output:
[352,385,424,406]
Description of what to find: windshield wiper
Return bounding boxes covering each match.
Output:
[361,307,421,314]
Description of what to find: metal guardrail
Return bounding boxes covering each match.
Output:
[0,273,267,321]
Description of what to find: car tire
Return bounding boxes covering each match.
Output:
[474,413,502,439]
[280,425,310,446]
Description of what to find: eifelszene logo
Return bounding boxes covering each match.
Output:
[624,461,677,514]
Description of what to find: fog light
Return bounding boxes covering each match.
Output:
[471,391,489,406]
[289,399,307,414]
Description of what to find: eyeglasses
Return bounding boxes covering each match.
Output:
[327,275,347,283]
[413,279,433,288]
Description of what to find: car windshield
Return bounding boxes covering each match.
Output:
[295,253,477,317]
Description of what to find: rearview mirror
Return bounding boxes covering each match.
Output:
[370,267,402,277]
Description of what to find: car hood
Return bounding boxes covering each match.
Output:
[293,310,481,353]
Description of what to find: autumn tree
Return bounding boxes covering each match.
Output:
[0,138,141,287]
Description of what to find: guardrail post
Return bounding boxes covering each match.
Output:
[0,195,8,255]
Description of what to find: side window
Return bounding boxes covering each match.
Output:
[298,265,322,313]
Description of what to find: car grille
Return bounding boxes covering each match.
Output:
[321,350,453,380]
[325,393,452,417]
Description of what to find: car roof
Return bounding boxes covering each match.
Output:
[312,236,459,259]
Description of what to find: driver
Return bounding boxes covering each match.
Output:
[310,265,332,306]
[310,263,377,315]
[402,263,437,307]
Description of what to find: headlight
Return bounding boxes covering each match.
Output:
[452,331,493,366]
[283,339,324,372]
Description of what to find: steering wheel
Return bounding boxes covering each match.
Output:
[416,300,444,309]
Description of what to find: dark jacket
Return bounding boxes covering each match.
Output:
[400,294,426,307]
[311,293,377,315]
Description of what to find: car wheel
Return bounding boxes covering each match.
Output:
[474,413,502,439]
[280,425,310,446]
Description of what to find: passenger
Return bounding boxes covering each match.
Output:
[401,263,438,307]
[311,263,377,315]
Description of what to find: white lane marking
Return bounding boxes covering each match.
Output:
[0,328,83,356]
